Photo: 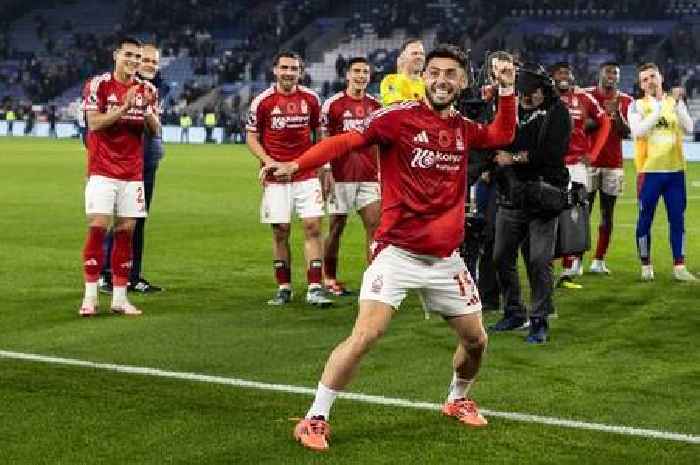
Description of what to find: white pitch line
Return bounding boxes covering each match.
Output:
[1,350,698,445]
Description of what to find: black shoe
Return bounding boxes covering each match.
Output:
[267,288,293,306]
[98,273,113,295]
[128,278,163,293]
[489,315,528,332]
[526,317,548,344]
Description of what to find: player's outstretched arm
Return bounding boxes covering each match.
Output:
[267,132,370,179]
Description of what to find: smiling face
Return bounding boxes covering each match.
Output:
[399,42,426,75]
[639,67,663,97]
[114,42,142,79]
[274,56,301,93]
[599,65,620,90]
[346,61,370,94]
[139,45,160,81]
[422,56,466,111]
[552,67,573,92]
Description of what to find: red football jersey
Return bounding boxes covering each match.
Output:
[83,73,152,181]
[585,86,633,168]
[247,84,321,182]
[321,91,381,182]
[560,89,606,165]
[359,97,516,257]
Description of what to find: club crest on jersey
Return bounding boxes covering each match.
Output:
[300,100,308,114]
[455,128,464,151]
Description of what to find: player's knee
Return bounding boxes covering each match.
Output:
[272,223,291,240]
[348,328,384,353]
[463,330,488,352]
[303,220,322,238]
[114,220,136,233]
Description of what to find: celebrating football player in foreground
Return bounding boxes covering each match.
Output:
[79,37,160,316]
[320,57,381,296]
[266,44,517,451]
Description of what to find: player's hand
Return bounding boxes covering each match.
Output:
[654,82,664,101]
[494,150,513,166]
[493,59,515,88]
[319,168,335,201]
[122,86,138,110]
[671,86,686,102]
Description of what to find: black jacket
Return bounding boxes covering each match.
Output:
[496,97,571,205]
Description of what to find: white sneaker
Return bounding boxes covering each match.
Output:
[572,258,584,276]
[79,301,98,317]
[641,265,655,281]
[589,259,611,274]
[306,286,333,308]
[673,265,697,282]
[111,301,143,316]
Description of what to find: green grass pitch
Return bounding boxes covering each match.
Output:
[0,137,698,464]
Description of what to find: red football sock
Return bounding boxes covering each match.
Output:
[307,259,323,285]
[323,257,338,281]
[112,230,133,287]
[274,260,291,286]
[595,225,610,260]
[674,257,685,266]
[83,226,106,282]
[562,255,574,270]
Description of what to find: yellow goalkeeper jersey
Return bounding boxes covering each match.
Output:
[379,73,426,107]
[633,96,686,173]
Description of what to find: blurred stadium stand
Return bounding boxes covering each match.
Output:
[1,0,699,142]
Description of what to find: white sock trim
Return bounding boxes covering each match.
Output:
[447,374,475,402]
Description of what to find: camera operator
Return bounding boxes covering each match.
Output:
[488,64,571,344]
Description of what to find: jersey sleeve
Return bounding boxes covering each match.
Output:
[320,98,332,134]
[246,97,264,133]
[359,103,406,146]
[308,94,321,131]
[466,94,517,149]
[583,92,606,121]
[84,76,106,113]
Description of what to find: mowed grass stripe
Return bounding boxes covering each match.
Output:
[2,349,698,445]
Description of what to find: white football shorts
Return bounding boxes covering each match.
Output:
[587,167,625,196]
[327,181,380,215]
[260,178,324,224]
[85,175,147,218]
[359,244,482,317]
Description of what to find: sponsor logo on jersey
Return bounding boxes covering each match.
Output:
[342,118,364,131]
[413,130,429,144]
[271,114,311,130]
[410,147,462,171]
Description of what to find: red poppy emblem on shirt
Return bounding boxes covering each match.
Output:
[286,102,298,113]
[355,105,366,118]
[438,129,452,148]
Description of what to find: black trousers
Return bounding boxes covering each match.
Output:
[102,167,157,281]
[493,207,558,320]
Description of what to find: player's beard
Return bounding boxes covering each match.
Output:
[279,77,297,92]
[427,89,456,111]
